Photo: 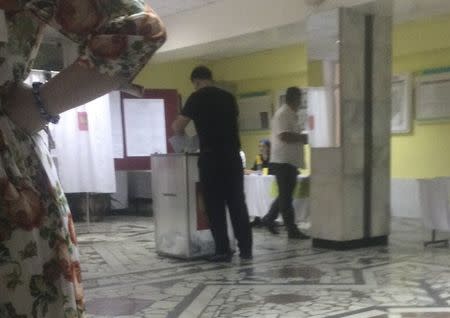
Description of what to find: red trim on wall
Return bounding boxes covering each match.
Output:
[114,89,179,171]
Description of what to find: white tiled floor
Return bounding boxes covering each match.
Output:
[76,217,450,318]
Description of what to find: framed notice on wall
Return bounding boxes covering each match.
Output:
[391,74,413,134]
[238,92,272,131]
[416,72,450,122]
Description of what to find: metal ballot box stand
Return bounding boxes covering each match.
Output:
[151,154,234,259]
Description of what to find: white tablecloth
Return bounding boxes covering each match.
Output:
[244,176,450,232]
[244,174,310,222]
[417,178,450,232]
[391,178,450,232]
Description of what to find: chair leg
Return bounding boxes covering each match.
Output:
[424,230,449,247]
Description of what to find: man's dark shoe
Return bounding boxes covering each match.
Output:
[250,217,263,227]
[239,251,253,261]
[265,222,280,235]
[287,227,310,240]
[207,252,233,262]
[266,223,280,235]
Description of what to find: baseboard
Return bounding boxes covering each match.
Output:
[312,235,388,250]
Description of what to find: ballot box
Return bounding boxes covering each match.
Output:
[151,154,234,259]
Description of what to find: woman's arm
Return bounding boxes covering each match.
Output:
[6,1,166,133]
[5,64,122,133]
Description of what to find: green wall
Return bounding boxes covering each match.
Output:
[135,13,450,178]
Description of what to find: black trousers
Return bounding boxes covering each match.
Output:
[198,152,252,255]
[263,163,298,229]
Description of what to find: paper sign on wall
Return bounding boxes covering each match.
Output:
[123,98,167,156]
[77,112,89,131]
[308,115,315,130]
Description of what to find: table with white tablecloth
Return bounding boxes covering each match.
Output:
[244,174,310,223]
[391,178,450,232]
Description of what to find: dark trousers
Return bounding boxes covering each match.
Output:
[263,163,298,229]
[198,152,252,255]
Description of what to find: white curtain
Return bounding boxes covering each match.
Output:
[50,94,116,193]
[307,87,334,147]
[307,60,340,148]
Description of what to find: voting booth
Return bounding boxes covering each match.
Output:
[111,90,179,213]
[152,154,234,259]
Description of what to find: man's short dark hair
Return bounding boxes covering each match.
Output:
[286,87,302,105]
[191,66,213,81]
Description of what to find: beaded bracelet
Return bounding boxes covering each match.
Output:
[31,82,60,124]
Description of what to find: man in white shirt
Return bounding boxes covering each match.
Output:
[262,87,309,239]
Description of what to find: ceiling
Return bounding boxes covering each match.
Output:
[44,0,450,63]
[148,0,222,17]
[151,0,450,62]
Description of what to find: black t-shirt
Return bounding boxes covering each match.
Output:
[182,86,241,154]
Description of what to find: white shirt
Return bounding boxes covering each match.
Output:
[270,105,304,168]
[240,151,246,168]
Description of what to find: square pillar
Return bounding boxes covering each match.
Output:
[307,1,392,249]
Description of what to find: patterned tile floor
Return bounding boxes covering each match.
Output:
[75,217,450,318]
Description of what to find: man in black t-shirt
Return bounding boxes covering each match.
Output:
[172,66,252,262]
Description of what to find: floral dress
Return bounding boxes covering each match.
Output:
[0,1,166,317]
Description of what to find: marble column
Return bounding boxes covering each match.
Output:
[307,1,392,249]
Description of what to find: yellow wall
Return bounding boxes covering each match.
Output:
[210,45,311,173]
[391,14,450,178]
[135,13,450,178]
[134,59,210,101]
